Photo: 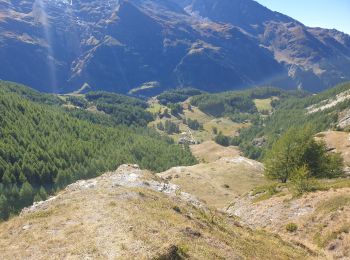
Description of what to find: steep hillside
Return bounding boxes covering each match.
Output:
[234,82,350,159]
[1,0,349,93]
[0,82,196,219]
[228,180,350,259]
[0,164,313,259]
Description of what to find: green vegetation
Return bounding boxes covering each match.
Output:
[157,88,203,105]
[1,81,154,128]
[0,81,63,106]
[286,223,298,233]
[254,98,274,112]
[85,91,153,127]
[164,120,180,134]
[190,87,302,118]
[234,82,350,159]
[264,126,344,184]
[0,85,196,220]
[185,118,203,131]
[190,91,257,117]
[251,183,282,203]
[214,132,231,147]
[168,103,184,116]
[290,166,318,195]
[66,96,88,109]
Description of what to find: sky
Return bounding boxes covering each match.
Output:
[255,0,350,35]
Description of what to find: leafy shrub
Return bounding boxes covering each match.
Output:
[290,165,319,195]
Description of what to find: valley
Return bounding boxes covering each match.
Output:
[1,0,350,259]
[1,80,350,259]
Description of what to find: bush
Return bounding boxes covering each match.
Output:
[286,223,298,232]
[214,132,230,147]
[164,120,180,134]
[169,103,183,116]
[187,118,203,130]
[290,165,318,195]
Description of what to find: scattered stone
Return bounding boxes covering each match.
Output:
[22,224,31,230]
[328,242,338,251]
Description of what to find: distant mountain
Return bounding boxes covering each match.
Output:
[1,0,350,93]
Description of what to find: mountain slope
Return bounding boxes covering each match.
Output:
[0,164,314,259]
[0,0,349,93]
[0,81,196,219]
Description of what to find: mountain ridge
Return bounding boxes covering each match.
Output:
[0,0,349,93]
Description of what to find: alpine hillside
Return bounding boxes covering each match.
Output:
[1,0,350,94]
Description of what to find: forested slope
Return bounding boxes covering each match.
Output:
[0,84,196,220]
[234,82,350,159]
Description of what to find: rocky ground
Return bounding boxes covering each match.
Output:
[227,186,350,259]
[0,164,313,259]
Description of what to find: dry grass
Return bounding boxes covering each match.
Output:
[158,142,266,209]
[0,167,311,260]
[229,184,350,259]
[254,98,274,112]
[190,141,240,162]
[315,131,350,164]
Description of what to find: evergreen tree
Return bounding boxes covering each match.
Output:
[19,182,34,207]
[0,195,9,220]
[214,132,230,147]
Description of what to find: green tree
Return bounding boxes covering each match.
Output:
[214,132,230,147]
[19,182,34,207]
[157,121,164,131]
[0,194,9,220]
[265,126,344,183]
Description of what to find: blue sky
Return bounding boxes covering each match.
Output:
[255,0,350,35]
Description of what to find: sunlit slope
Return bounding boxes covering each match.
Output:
[0,165,313,259]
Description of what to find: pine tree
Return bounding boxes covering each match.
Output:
[19,182,34,207]
[0,194,9,220]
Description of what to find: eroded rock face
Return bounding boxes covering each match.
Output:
[1,0,350,93]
